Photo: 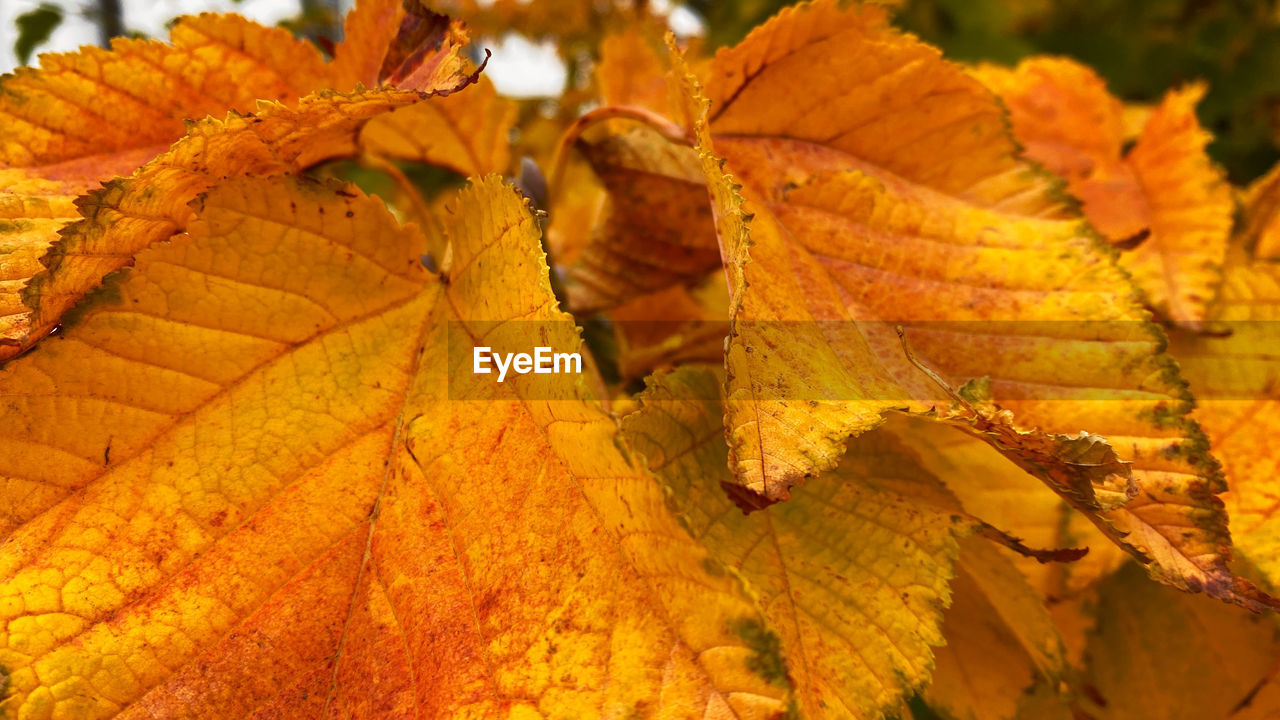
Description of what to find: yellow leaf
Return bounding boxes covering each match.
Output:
[609,276,729,380]
[976,58,1233,327]
[1079,562,1280,720]
[360,75,518,176]
[0,14,326,360]
[1121,84,1232,327]
[558,28,721,312]
[0,15,329,169]
[1169,245,1280,590]
[666,2,1270,610]
[624,365,1063,719]
[925,537,1070,720]
[889,416,1126,599]
[0,175,791,719]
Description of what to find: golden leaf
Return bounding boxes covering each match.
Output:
[1169,244,1280,590]
[889,415,1126,599]
[565,124,718,311]
[1242,160,1280,260]
[359,76,516,177]
[552,25,715,312]
[14,84,489,370]
[0,175,791,719]
[610,276,729,380]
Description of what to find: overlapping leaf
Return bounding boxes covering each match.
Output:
[0,0,476,362]
[976,57,1233,328]
[625,366,969,718]
[624,366,1085,719]
[359,75,516,177]
[17,87,483,380]
[0,174,792,719]
[662,0,1268,610]
[562,27,718,312]
[890,415,1126,599]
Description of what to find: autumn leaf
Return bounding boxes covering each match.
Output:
[358,76,516,178]
[558,28,718,313]
[924,537,1071,720]
[889,415,1126,599]
[975,57,1233,328]
[1242,160,1280,260]
[1168,242,1280,591]
[333,0,470,91]
[1078,562,1280,720]
[659,0,1271,611]
[564,123,718,311]
[0,174,793,719]
[4,1,1280,718]
[0,13,326,359]
[609,277,729,380]
[624,365,1083,719]
[624,366,966,718]
[0,0,477,362]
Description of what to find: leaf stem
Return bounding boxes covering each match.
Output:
[548,105,691,205]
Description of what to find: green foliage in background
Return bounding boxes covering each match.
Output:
[13,3,63,66]
[896,0,1280,182]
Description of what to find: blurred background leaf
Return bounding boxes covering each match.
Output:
[13,3,63,65]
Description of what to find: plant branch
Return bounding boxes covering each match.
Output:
[97,0,124,47]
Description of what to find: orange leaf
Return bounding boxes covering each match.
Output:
[1242,159,1280,260]
[0,0,480,363]
[976,58,1233,328]
[565,124,718,311]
